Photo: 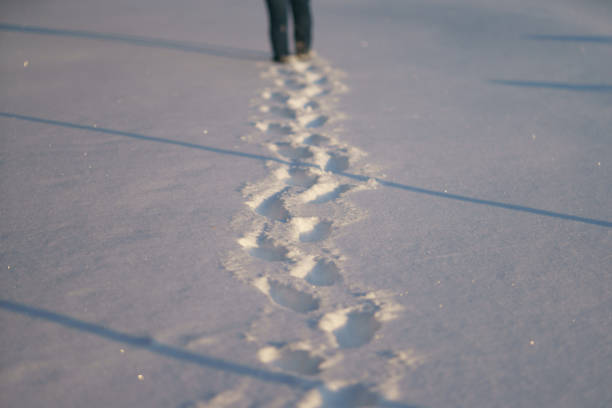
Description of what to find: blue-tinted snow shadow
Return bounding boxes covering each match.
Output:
[1,112,610,228]
[525,34,612,44]
[0,299,316,388]
[489,79,612,93]
[0,23,268,61]
[0,300,423,408]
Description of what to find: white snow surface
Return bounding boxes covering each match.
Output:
[1,0,611,407]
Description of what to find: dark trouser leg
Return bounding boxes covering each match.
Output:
[265,0,289,60]
[289,0,312,54]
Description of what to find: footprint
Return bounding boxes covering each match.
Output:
[270,91,290,103]
[292,217,332,243]
[305,72,328,85]
[299,114,328,129]
[319,306,381,348]
[285,78,307,90]
[303,134,330,146]
[304,100,320,111]
[302,85,326,98]
[305,259,342,286]
[255,278,319,313]
[334,310,381,348]
[299,178,339,203]
[273,142,314,161]
[286,167,319,188]
[287,95,311,110]
[300,383,379,408]
[256,190,290,222]
[310,184,352,204]
[300,221,332,243]
[324,154,350,172]
[267,123,294,135]
[258,345,324,375]
[248,236,290,262]
[270,106,297,119]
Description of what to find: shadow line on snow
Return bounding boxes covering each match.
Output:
[0,300,423,408]
[490,79,612,93]
[0,22,268,61]
[525,34,612,44]
[1,112,610,229]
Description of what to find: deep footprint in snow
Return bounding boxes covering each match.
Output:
[266,123,294,135]
[303,134,330,146]
[305,259,342,286]
[299,114,328,129]
[319,307,381,349]
[256,190,290,222]
[258,345,324,375]
[256,278,319,313]
[270,106,297,119]
[292,217,332,243]
[269,91,290,103]
[324,154,350,173]
[304,100,320,110]
[285,78,307,90]
[335,310,381,348]
[249,237,290,262]
[299,221,332,243]
[273,142,314,161]
[286,167,319,188]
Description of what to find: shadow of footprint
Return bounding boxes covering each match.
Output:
[320,307,381,349]
[286,168,318,188]
[274,349,324,375]
[306,259,342,286]
[319,383,379,407]
[299,221,332,243]
[334,310,381,348]
[300,114,328,129]
[256,190,290,222]
[304,100,320,110]
[250,238,290,262]
[275,142,313,161]
[271,91,290,103]
[325,154,349,172]
[285,78,307,90]
[267,280,319,313]
[303,134,330,146]
[270,106,297,119]
[267,123,294,135]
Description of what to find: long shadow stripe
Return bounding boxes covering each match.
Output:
[0,299,320,390]
[0,300,424,407]
[490,79,612,93]
[0,22,267,61]
[526,35,612,44]
[2,111,610,228]
[0,112,294,166]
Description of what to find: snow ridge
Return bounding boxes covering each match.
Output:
[223,55,423,406]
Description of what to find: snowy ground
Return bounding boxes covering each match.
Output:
[1,1,611,407]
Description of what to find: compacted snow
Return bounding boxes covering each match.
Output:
[1,1,611,407]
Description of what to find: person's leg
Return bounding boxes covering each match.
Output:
[289,0,312,56]
[265,0,290,61]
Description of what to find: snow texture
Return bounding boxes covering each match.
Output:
[1,0,611,407]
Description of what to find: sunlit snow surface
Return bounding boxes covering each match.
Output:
[1,0,611,407]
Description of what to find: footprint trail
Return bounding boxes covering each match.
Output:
[222,54,423,407]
